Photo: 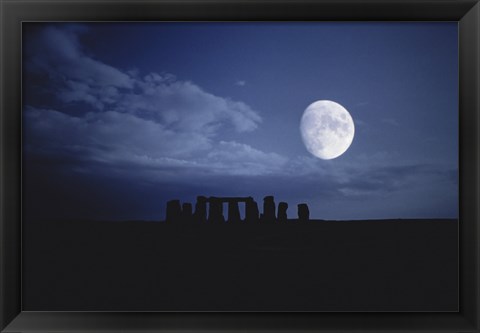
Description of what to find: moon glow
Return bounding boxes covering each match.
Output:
[300,100,355,160]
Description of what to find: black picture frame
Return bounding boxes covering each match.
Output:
[1,0,479,332]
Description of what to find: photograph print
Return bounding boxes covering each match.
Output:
[22,22,458,311]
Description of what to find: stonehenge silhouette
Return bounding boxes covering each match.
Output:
[166,196,309,223]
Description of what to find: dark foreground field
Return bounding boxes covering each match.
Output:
[23,219,458,311]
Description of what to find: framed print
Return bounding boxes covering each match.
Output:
[1,0,479,332]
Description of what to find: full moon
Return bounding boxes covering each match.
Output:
[300,100,355,160]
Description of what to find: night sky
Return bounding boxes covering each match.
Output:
[22,22,458,221]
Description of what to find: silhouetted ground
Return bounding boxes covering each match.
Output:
[23,219,458,311]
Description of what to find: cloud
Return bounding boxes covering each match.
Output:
[24,25,274,178]
[279,151,457,200]
[24,106,283,179]
[25,25,262,134]
[235,80,246,86]
[205,141,287,176]
[335,161,457,201]
[354,118,367,127]
[26,26,134,91]
[24,107,213,159]
[117,74,261,134]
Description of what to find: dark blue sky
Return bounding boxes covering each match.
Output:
[22,22,458,221]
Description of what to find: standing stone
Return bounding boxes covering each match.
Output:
[194,196,207,222]
[278,202,288,222]
[262,196,276,222]
[245,197,259,223]
[182,203,193,221]
[208,197,225,222]
[166,199,182,222]
[227,201,241,223]
[297,203,310,221]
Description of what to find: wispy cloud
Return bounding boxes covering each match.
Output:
[26,26,261,134]
[24,25,284,179]
[24,106,286,178]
